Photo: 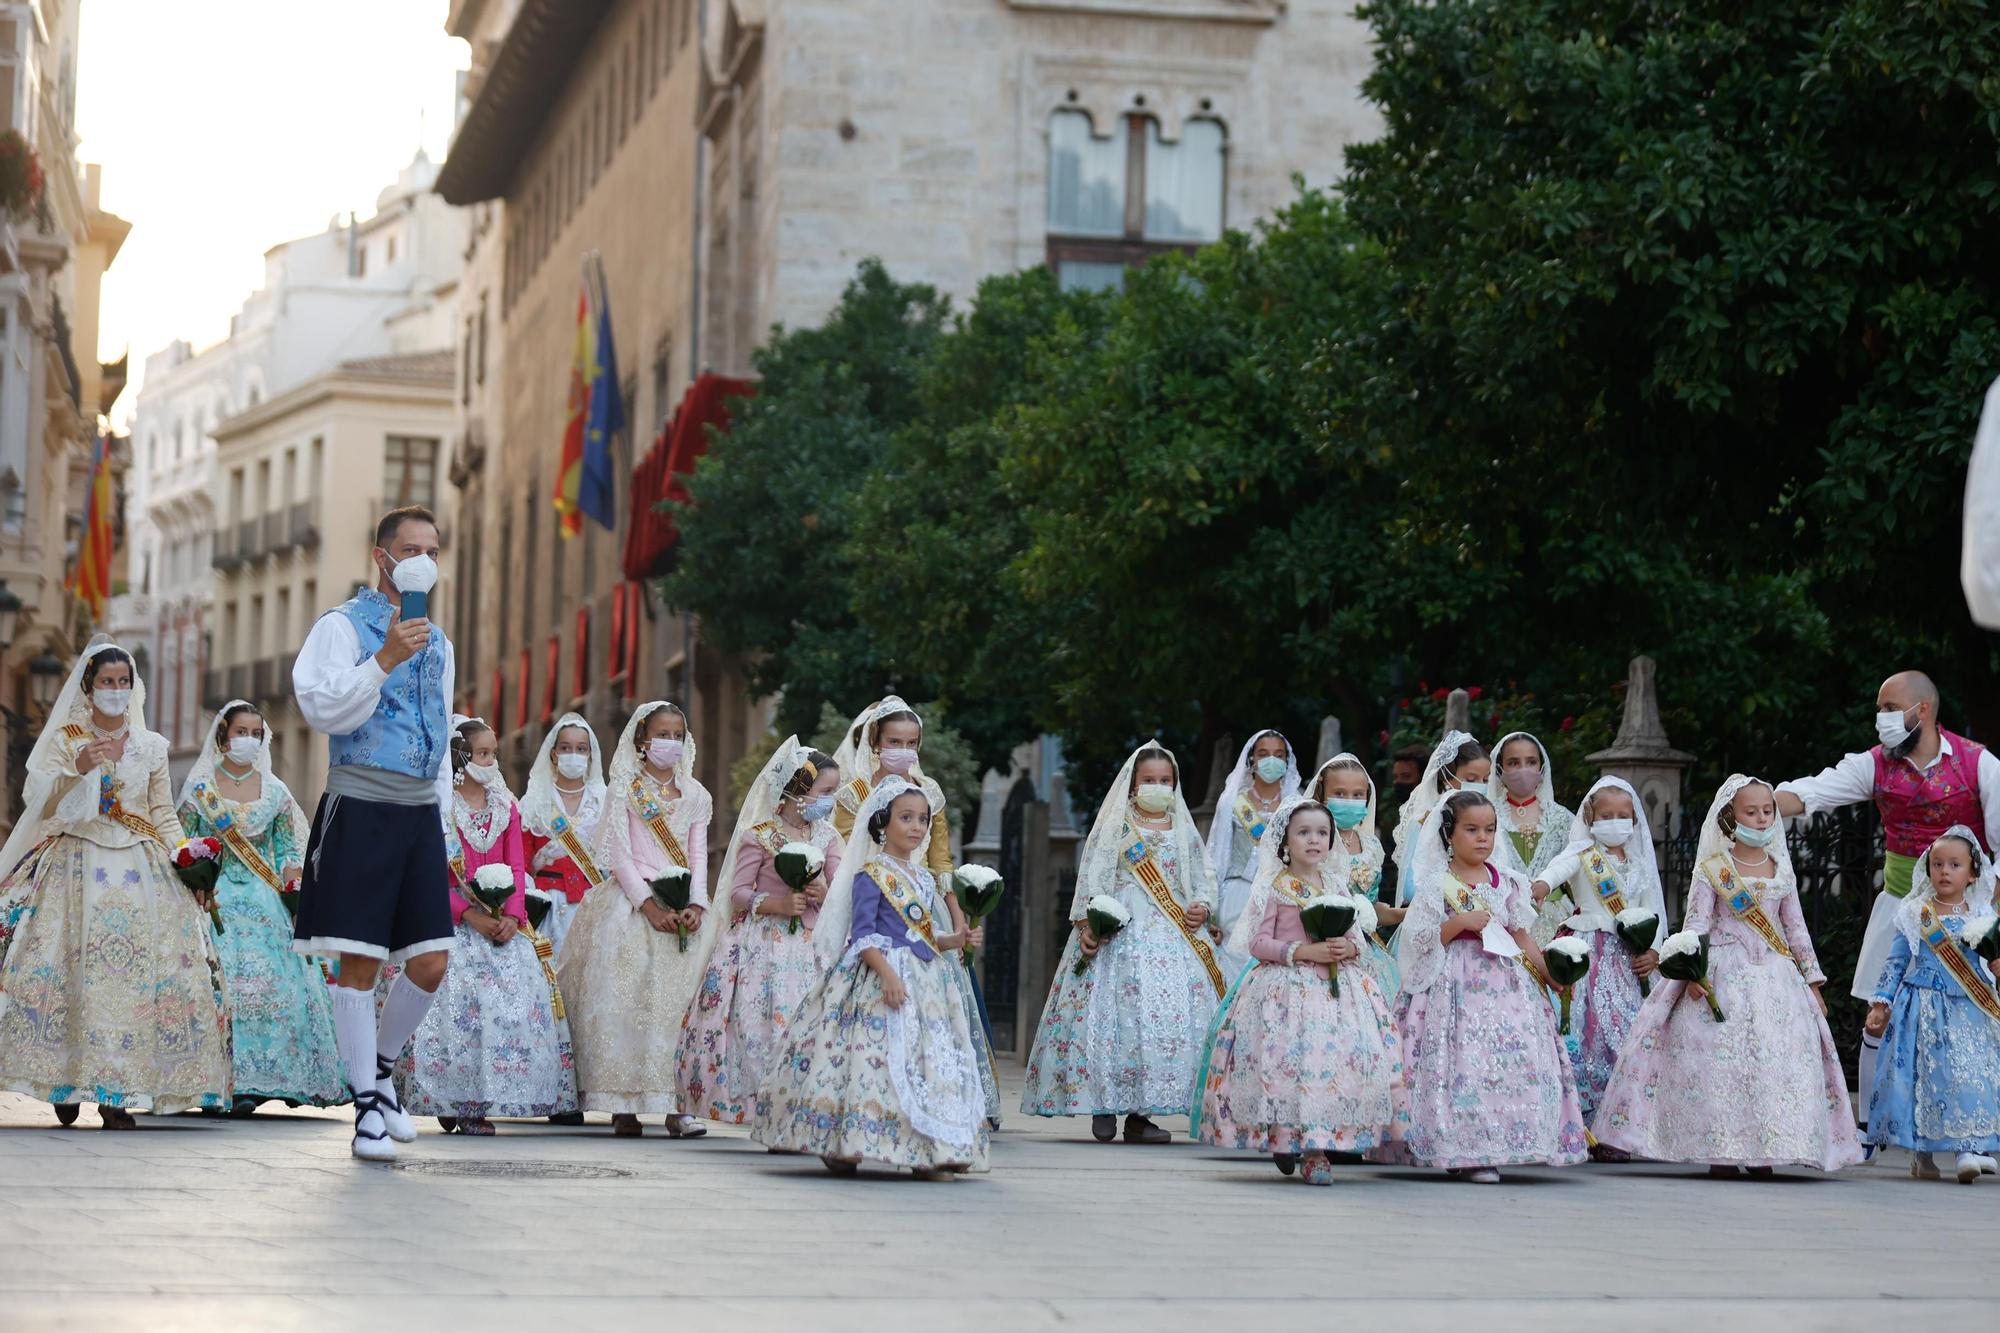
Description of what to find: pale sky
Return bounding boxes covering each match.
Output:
[75,0,469,423]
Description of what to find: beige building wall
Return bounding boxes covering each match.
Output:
[207,353,457,809]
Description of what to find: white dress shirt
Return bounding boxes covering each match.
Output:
[1963,374,2000,628]
[1778,733,2000,853]
[293,609,456,811]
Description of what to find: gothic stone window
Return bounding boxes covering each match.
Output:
[1046,108,1226,292]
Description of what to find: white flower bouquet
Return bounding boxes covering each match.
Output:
[951,864,1007,966]
[1074,893,1131,976]
[1544,935,1592,1033]
[1657,930,1723,1021]
[774,841,825,934]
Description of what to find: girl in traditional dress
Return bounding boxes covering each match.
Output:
[1194,798,1404,1184]
[752,776,987,1176]
[391,716,577,1133]
[831,695,1001,1129]
[1594,776,1863,1174]
[1527,777,1665,1135]
[676,737,841,1124]
[1490,732,1577,946]
[1204,729,1301,977]
[519,712,607,959]
[1864,826,2000,1182]
[0,642,230,1127]
[1391,731,1488,908]
[178,701,346,1112]
[557,701,714,1138]
[1381,789,1588,1181]
[1306,753,1401,997]
[1020,742,1225,1142]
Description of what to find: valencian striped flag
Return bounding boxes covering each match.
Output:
[71,431,114,621]
[554,254,622,537]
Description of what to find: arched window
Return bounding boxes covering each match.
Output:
[1045,108,1227,292]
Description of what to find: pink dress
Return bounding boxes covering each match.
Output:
[1593,863,1863,1169]
[675,817,842,1123]
[1195,879,1405,1154]
[1377,863,1589,1169]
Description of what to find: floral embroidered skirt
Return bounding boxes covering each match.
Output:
[1594,948,1862,1169]
[1195,960,1405,1155]
[1866,977,2000,1153]
[214,868,347,1106]
[1553,929,1645,1123]
[675,912,820,1123]
[1378,943,1589,1169]
[753,947,989,1170]
[386,923,577,1118]
[1019,904,1218,1118]
[554,883,708,1114]
[0,835,231,1112]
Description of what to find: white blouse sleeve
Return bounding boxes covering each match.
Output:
[1776,751,1874,817]
[293,613,388,737]
[1964,375,2000,629]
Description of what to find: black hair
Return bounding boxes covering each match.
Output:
[1433,739,1487,794]
[1127,743,1179,791]
[1436,789,1494,850]
[83,646,134,693]
[215,702,263,747]
[1928,832,1982,879]
[634,702,687,749]
[866,788,932,843]
[374,504,439,551]
[1392,743,1430,766]
[782,748,836,802]
[451,717,496,776]
[1275,800,1332,865]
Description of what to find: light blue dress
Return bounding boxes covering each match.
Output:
[1865,909,2000,1153]
[1345,856,1401,1000]
[180,779,348,1107]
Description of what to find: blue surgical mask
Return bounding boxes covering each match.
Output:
[1733,822,1778,849]
[1326,798,1369,829]
[1253,755,1289,784]
[800,795,835,822]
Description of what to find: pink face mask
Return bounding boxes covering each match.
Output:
[646,738,684,770]
[1500,766,1541,799]
[879,746,918,774]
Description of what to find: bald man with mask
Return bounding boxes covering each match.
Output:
[1778,671,2000,1147]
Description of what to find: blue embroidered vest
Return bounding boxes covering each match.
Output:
[325,589,446,779]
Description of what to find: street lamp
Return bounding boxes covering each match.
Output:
[0,582,19,651]
[28,654,65,710]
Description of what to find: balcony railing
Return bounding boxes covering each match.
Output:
[262,510,289,555]
[251,658,274,702]
[236,520,258,562]
[227,664,251,701]
[273,652,296,701]
[289,500,321,549]
[211,545,242,573]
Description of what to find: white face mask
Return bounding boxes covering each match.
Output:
[94,688,132,718]
[465,760,501,786]
[226,736,262,766]
[1591,818,1635,848]
[387,552,440,595]
[1876,707,1915,749]
[1132,783,1176,815]
[555,752,591,781]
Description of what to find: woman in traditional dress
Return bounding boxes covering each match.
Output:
[753,776,987,1176]
[1305,753,1401,997]
[1203,729,1300,978]
[0,642,230,1127]
[1527,776,1665,1133]
[1864,826,2000,1182]
[178,700,346,1113]
[557,701,714,1138]
[1390,731,1487,909]
[831,695,1001,1129]
[676,736,841,1124]
[519,711,607,960]
[391,716,577,1133]
[1020,742,1225,1142]
[1194,798,1404,1184]
[1379,789,1588,1181]
[1594,776,1864,1174]
[1490,731,1577,946]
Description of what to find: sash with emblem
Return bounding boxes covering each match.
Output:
[869,860,939,951]
[630,776,690,868]
[1122,822,1226,997]
[1916,903,2000,1026]
[545,811,605,886]
[66,723,164,847]
[1702,855,1798,967]
[1580,847,1628,915]
[1234,796,1271,843]
[190,782,286,893]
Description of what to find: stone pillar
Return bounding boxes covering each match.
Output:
[963,765,1008,864]
[1192,733,1235,839]
[1444,687,1471,735]
[1585,654,1694,839]
[1313,715,1342,772]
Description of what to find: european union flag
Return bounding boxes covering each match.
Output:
[580,259,624,532]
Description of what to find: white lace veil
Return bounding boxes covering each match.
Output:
[176,700,312,850]
[814,774,936,969]
[1071,742,1216,920]
[1222,796,1356,959]
[1896,824,1997,948]
[833,695,935,788]
[1397,787,1533,994]
[1392,728,1477,905]
[1204,728,1301,884]
[1489,730,1569,877]
[520,711,605,838]
[1309,752,1385,896]
[1548,775,1664,938]
[712,735,837,937]
[1695,774,1796,894]
[591,700,709,885]
[0,638,151,880]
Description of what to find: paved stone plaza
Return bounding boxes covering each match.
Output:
[0,1065,1986,1331]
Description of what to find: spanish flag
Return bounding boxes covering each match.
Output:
[553,276,593,539]
[554,254,621,538]
[71,432,113,622]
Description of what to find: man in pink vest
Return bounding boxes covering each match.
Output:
[1778,670,2000,1147]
